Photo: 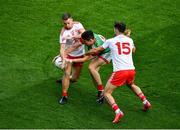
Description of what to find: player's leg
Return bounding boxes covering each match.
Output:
[70,62,83,82]
[88,58,105,86]
[56,56,83,84]
[90,72,98,87]
[129,82,151,111]
[127,70,151,111]
[88,58,106,103]
[56,68,73,83]
[59,62,72,104]
[104,81,124,123]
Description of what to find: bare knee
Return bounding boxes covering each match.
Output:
[64,70,71,79]
[88,64,95,72]
[104,88,112,97]
[104,91,109,98]
[63,74,70,80]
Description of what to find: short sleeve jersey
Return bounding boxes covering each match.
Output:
[102,34,135,72]
[87,33,110,55]
[60,22,85,57]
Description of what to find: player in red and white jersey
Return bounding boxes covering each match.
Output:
[58,13,85,104]
[86,22,151,123]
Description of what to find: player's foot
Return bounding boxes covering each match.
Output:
[143,100,151,111]
[70,79,77,83]
[56,78,62,83]
[59,96,68,105]
[97,91,104,104]
[97,91,103,97]
[56,78,77,84]
[112,111,124,123]
[96,96,104,104]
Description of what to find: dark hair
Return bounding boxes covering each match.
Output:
[114,22,126,33]
[62,13,71,20]
[81,30,94,41]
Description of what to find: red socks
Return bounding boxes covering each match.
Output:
[138,93,146,101]
[112,103,121,114]
[62,92,68,97]
[97,85,104,91]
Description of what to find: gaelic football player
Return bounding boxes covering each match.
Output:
[65,30,111,104]
[58,13,85,104]
[86,22,151,123]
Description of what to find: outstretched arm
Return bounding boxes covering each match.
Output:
[85,46,105,56]
[65,55,93,63]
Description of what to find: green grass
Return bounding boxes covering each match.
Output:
[0,0,180,128]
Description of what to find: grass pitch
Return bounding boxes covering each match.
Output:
[0,0,180,128]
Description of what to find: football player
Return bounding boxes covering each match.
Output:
[86,22,151,123]
[65,30,111,104]
[58,12,85,104]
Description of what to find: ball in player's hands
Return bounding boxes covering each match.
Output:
[54,56,64,69]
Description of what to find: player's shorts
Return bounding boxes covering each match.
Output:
[98,52,111,64]
[109,70,135,86]
[67,55,84,67]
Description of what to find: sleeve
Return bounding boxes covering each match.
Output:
[77,22,84,30]
[98,34,106,42]
[102,39,111,49]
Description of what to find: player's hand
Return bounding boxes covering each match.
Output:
[85,48,98,56]
[64,58,72,63]
[71,35,80,42]
[61,59,66,69]
[64,52,68,58]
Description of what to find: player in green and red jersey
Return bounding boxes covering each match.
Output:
[65,30,111,103]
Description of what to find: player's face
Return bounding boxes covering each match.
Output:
[83,39,95,46]
[63,18,73,29]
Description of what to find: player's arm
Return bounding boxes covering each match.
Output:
[65,55,93,63]
[60,43,66,60]
[65,41,82,54]
[85,39,110,55]
[132,47,136,53]
[131,39,136,53]
[73,28,85,39]
[59,27,68,60]
[72,22,85,39]
[85,46,105,56]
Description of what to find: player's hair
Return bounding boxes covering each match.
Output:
[62,12,71,20]
[81,30,94,41]
[114,22,126,33]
